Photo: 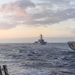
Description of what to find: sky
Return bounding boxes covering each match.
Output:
[0,0,75,43]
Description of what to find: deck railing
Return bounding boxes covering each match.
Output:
[0,65,9,75]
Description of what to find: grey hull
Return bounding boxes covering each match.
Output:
[68,42,75,50]
[34,42,47,45]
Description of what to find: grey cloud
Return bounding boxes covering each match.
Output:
[0,0,35,29]
[0,22,16,29]
[25,0,75,25]
[0,0,75,29]
[26,8,75,25]
[14,0,35,8]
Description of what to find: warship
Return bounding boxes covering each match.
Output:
[68,41,75,51]
[34,34,47,45]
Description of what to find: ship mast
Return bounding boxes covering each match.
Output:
[40,34,43,40]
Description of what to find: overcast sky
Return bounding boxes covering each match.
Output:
[0,0,75,43]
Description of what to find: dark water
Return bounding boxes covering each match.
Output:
[0,43,75,75]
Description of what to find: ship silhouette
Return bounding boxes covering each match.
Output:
[34,34,47,45]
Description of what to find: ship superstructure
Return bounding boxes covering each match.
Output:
[34,34,47,45]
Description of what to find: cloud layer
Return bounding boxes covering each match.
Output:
[0,0,75,29]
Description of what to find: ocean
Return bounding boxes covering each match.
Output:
[0,43,75,75]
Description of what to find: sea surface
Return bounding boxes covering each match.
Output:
[0,43,75,75]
